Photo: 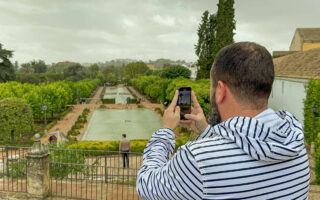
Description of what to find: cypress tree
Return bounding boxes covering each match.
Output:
[213,0,235,58]
[195,0,235,80]
[195,11,216,79]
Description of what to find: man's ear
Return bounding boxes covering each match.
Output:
[216,81,226,104]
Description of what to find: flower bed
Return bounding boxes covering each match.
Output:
[67,108,90,138]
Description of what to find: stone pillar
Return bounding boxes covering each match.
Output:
[27,134,50,199]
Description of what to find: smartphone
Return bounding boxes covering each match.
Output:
[177,87,191,120]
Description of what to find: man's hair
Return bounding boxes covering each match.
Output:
[211,42,274,109]
[122,134,126,138]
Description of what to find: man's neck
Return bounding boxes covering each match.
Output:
[221,106,267,121]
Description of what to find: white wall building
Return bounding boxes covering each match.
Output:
[268,47,320,126]
[268,77,307,123]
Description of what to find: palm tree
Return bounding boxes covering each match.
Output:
[0,43,15,82]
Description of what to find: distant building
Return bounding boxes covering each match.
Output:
[163,63,171,68]
[268,47,320,124]
[290,28,320,51]
[146,64,155,70]
[273,28,320,57]
[55,61,79,66]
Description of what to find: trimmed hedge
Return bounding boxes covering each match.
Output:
[67,140,148,154]
[129,98,138,104]
[67,136,190,154]
[101,98,116,104]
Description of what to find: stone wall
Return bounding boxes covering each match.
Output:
[290,30,303,51]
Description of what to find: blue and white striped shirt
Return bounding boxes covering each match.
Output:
[137,108,310,199]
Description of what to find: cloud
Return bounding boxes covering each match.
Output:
[0,0,319,64]
[153,15,176,27]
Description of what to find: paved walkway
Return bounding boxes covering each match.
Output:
[40,86,164,144]
[89,86,103,104]
[127,86,151,103]
[40,87,104,144]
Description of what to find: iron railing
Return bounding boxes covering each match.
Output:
[0,146,144,200]
[0,146,30,193]
[49,148,143,200]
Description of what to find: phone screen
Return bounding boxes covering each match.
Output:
[177,87,191,120]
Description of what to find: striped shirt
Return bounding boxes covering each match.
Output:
[136,108,310,199]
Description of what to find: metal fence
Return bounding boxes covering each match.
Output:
[0,146,143,200]
[0,146,30,193]
[49,148,143,200]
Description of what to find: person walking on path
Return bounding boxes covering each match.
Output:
[119,134,130,168]
[136,42,310,199]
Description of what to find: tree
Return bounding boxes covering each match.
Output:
[101,65,125,80]
[96,72,105,82]
[195,1,235,79]
[0,43,15,82]
[213,0,235,59]
[63,64,86,81]
[105,73,118,85]
[13,61,19,72]
[20,62,34,74]
[20,60,47,74]
[124,62,149,79]
[195,11,217,79]
[49,61,78,73]
[32,60,47,73]
[88,64,100,78]
[156,65,191,79]
[0,98,34,145]
[89,64,99,73]
[144,69,153,76]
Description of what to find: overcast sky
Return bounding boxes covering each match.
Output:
[0,0,319,64]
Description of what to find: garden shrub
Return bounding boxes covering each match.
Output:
[129,98,138,104]
[67,136,190,154]
[315,149,320,184]
[8,158,27,178]
[99,105,106,109]
[67,108,90,137]
[154,107,164,116]
[49,148,86,179]
[137,105,144,108]
[303,79,320,145]
[101,98,116,104]
[46,120,57,131]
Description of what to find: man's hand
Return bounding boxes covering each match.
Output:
[162,90,180,131]
[181,91,208,134]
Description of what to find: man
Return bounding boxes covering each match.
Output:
[136,42,310,199]
[119,134,130,168]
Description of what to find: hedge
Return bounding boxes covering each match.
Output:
[304,79,320,145]
[67,140,148,154]
[131,76,211,115]
[129,98,138,104]
[101,98,116,104]
[67,137,190,154]
[303,79,320,185]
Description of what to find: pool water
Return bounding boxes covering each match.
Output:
[103,87,134,104]
[82,109,162,141]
